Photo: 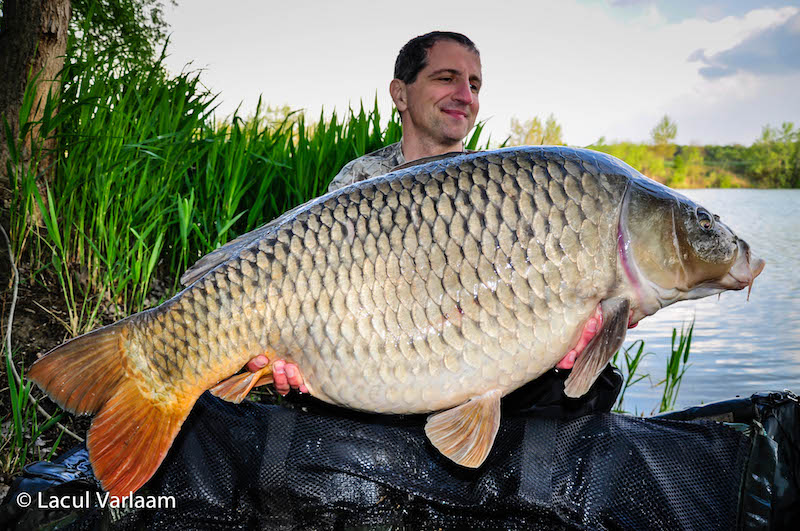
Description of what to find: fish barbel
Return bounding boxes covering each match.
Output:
[28,147,765,495]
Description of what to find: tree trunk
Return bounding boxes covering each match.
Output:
[0,0,71,201]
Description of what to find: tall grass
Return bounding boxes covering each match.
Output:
[612,339,650,413]
[2,355,64,475]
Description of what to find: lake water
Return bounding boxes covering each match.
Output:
[619,189,800,414]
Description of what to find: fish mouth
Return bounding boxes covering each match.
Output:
[722,260,765,289]
[717,242,766,300]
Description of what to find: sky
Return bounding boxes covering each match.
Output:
[163,0,800,147]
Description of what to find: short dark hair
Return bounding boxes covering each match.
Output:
[394,31,480,84]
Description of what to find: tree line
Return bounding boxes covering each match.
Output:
[508,114,800,188]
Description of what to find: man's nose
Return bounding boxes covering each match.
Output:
[452,79,474,104]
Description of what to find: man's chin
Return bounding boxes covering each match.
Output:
[439,126,472,146]
[438,135,469,150]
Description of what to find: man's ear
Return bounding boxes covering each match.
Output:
[390,79,408,113]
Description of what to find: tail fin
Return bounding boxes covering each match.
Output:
[28,323,194,496]
[27,324,127,415]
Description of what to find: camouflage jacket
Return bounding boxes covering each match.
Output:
[327,142,406,193]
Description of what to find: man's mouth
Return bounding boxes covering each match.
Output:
[442,109,468,119]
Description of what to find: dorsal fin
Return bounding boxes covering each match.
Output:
[180,202,310,286]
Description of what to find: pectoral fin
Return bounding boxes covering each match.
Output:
[564,297,630,398]
[209,366,274,403]
[424,389,502,468]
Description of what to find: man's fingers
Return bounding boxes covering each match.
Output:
[285,364,305,391]
[272,360,289,395]
[271,360,307,395]
[574,305,603,352]
[246,355,269,372]
[556,350,577,370]
[555,305,604,371]
[244,357,306,395]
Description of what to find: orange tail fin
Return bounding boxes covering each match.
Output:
[27,323,194,497]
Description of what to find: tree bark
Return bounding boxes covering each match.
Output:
[0,0,71,199]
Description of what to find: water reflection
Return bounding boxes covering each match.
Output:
[619,189,800,414]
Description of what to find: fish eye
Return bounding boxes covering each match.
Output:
[696,208,714,230]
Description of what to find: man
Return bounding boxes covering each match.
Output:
[259,31,605,400]
[326,31,481,192]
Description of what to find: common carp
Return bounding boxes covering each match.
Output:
[28,146,765,496]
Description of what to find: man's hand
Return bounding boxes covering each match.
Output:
[246,356,308,395]
[555,304,603,370]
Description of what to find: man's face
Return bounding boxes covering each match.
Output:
[394,40,482,150]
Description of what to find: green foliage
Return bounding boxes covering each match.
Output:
[612,339,651,414]
[585,115,797,188]
[586,140,668,180]
[69,0,174,67]
[508,113,564,146]
[748,122,800,188]
[715,172,736,189]
[667,145,703,188]
[588,128,797,188]
[657,321,694,413]
[651,114,677,145]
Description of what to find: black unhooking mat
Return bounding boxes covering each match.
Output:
[3,390,798,530]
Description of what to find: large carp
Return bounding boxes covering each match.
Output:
[29,147,764,496]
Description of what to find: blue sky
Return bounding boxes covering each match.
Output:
[164,0,799,146]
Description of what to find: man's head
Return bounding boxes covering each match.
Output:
[390,32,482,157]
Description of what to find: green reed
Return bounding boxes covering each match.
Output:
[2,354,64,475]
[612,339,651,414]
[657,320,694,413]
[613,321,695,414]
